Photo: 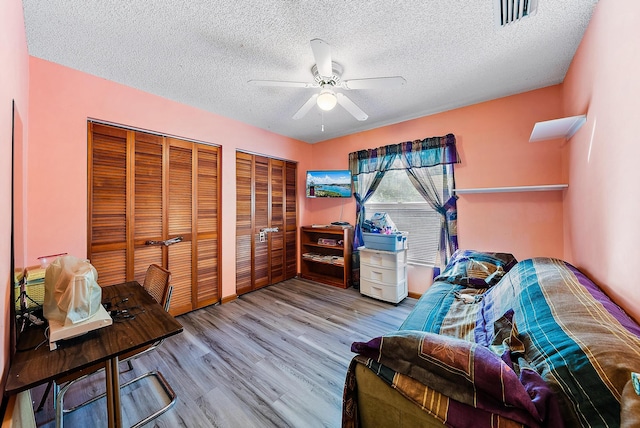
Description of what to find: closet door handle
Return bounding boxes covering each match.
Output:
[164,236,183,246]
[260,227,279,233]
[145,236,184,246]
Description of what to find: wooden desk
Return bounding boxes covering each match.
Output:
[4,281,183,427]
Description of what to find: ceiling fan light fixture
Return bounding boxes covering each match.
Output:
[317,90,337,111]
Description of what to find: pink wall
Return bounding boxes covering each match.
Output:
[27,58,313,300]
[28,53,567,299]
[1,0,29,400]
[311,86,565,293]
[562,0,640,322]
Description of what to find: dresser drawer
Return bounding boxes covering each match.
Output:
[360,261,407,284]
[360,278,408,304]
[359,248,407,269]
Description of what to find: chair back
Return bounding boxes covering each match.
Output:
[143,264,172,311]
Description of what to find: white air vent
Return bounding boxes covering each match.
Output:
[496,0,538,26]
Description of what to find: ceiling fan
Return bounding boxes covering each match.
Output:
[248,39,406,121]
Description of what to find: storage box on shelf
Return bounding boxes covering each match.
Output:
[359,248,408,304]
[362,232,408,252]
[300,226,353,288]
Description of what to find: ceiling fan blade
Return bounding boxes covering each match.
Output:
[310,38,332,77]
[336,93,368,121]
[341,76,407,90]
[248,79,317,88]
[293,94,319,120]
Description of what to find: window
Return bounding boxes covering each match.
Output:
[364,163,444,266]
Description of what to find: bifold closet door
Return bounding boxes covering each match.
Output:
[88,124,129,286]
[131,130,165,290]
[192,143,220,308]
[88,122,220,316]
[269,158,285,284]
[285,161,297,279]
[148,138,220,314]
[236,152,253,295]
[236,152,297,295]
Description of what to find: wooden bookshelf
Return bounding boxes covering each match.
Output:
[300,226,353,288]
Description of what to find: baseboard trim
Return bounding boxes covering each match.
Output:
[221,294,238,304]
[408,291,422,300]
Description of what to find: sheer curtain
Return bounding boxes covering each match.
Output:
[400,134,459,275]
[348,134,460,285]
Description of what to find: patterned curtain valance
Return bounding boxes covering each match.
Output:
[348,133,460,175]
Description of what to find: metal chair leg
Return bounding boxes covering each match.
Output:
[55,369,176,428]
[36,381,53,412]
[128,371,177,428]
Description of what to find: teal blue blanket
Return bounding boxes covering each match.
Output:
[383,257,640,427]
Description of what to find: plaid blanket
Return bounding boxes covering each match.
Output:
[476,258,640,426]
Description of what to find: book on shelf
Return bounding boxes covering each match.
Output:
[302,253,344,265]
[309,223,352,229]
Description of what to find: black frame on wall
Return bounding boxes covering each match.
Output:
[9,98,25,367]
[1,100,19,417]
[9,99,18,363]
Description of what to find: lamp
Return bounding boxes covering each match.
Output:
[317,89,337,111]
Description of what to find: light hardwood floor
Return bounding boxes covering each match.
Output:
[32,278,416,427]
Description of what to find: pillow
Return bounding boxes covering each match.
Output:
[351,330,561,427]
[435,249,517,288]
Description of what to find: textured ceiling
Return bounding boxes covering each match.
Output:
[22,0,598,143]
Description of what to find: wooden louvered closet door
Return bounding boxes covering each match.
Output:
[193,144,220,307]
[88,124,129,286]
[132,131,164,290]
[235,152,297,295]
[235,152,253,295]
[253,155,270,289]
[269,159,285,284]
[285,161,298,279]
[88,122,220,315]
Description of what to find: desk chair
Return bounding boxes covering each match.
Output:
[52,264,176,428]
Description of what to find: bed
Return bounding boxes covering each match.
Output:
[342,251,640,427]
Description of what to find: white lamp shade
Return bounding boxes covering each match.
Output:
[317,90,337,111]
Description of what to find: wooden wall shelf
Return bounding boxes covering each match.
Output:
[454,184,568,194]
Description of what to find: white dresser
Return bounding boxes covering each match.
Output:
[359,248,408,304]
